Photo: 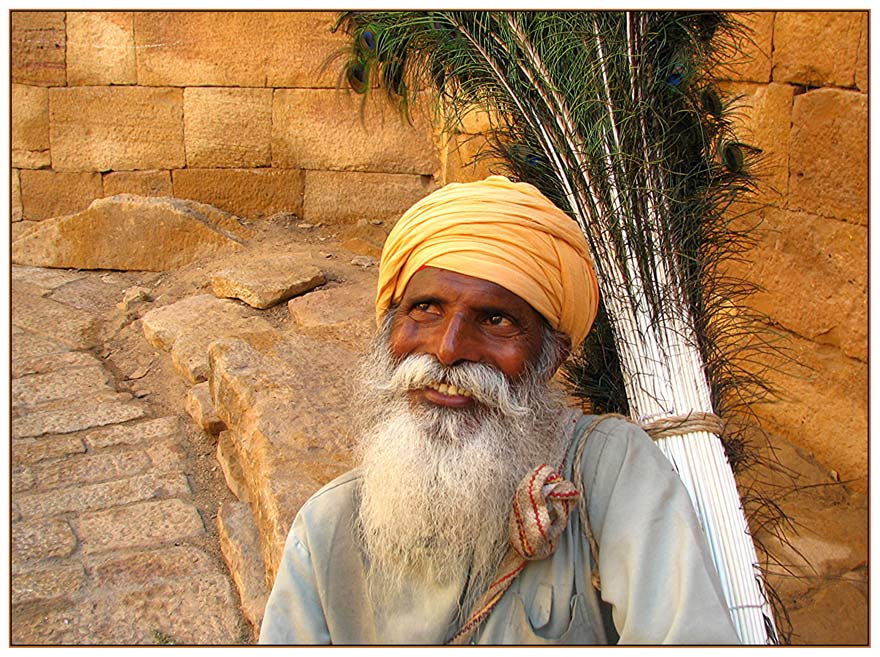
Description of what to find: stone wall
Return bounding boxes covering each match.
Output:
[10,11,868,489]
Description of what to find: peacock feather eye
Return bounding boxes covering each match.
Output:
[701,88,723,119]
[347,61,368,94]
[360,29,376,53]
[721,141,744,173]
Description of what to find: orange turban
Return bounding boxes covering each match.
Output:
[376,175,600,346]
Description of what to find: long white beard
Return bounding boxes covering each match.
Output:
[354,332,570,613]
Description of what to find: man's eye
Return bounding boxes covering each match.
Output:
[487,314,512,327]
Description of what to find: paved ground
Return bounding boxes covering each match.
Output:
[10,265,251,645]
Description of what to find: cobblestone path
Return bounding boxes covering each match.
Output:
[10,265,250,645]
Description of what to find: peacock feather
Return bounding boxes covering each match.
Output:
[334,10,784,644]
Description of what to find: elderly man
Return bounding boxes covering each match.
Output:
[259,176,740,645]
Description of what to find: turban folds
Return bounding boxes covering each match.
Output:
[376,175,600,346]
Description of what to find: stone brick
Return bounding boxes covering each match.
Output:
[303,170,436,225]
[49,87,184,171]
[11,221,42,243]
[85,415,180,449]
[12,170,22,222]
[185,382,226,434]
[216,430,250,503]
[12,465,35,493]
[11,11,66,86]
[11,264,87,291]
[12,84,49,168]
[16,471,191,518]
[12,149,51,169]
[720,82,793,203]
[18,170,104,221]
[772,12,863,88]
[12,562,85,605]
[790,89,867,224]
[134,11,345,88]
[10,328,71,365]
[217,501,269,628]
[12,434,87,465]
[12,518,77,562]
[184,88,272,168]
[211,255,325,309]
[12,350,100,379]
[11,287,98,349]
[89,545,218,589]
[146,438,188,472]
[47,275,128,313]
[12,366,113,409]
[287,283,375,344]
[32,448,153,490]
[12,395,148,440]
[445,133,504,185]
[724,11,773,83]
[67,12,136,85]
[855,13,868,93]
[77,499,205,554]
[172,168,304,221]
[103,170,172,197]
[273,88,440,174]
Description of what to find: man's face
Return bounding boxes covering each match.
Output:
[388,267,547,409]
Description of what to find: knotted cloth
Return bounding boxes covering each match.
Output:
[376,175,600,346]
[448,464,579,645]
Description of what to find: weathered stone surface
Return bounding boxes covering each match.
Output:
[273,88,440,174]
[12,395,148,440]
[184,88,273,168]
[67,12,136,85]
[211,256,325,309]
[12,170,23,221]
[855,13,868,93]
[186,382,226,434]
[788,578,867,645]
[48,275,129,313]
[287,283,375,345]
[146,438,188,472]
[89,545,218,589]
[103,170,172,197]
[134,11,346,87]
[18,170,103,222]
[11,265,87,291]
[12,434,87,465]
[12,366,113,409]
[720,12,774,83]
[10,329,72,366]
[772,12,863,88]
[217,501,270,629]
[12,84,49,167]
[172,168,305,221]
[49,86,184,171]
[217,430,250,503]
[84,415,180,449]
[790,89,867,224]
[12,518,77,563]
[444,133,503,185]
[12,562,85,605]
[77,499,205,554]
[11,11,66,86]
[32,448,153,491]
[12,350,100,379]
[303,170,435,225]
[12,466,36,493]
[11,287,98,349]
[12,195,251,271]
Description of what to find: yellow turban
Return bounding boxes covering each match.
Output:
[376,175,600,346]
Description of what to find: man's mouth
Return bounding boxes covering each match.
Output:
[425,381,473,398]
[414,381,475,408]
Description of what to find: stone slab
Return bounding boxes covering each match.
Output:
[12,466,36,493]
[67,11,136,85]
[288,283,374,330]
[171,168,305,221]
[146,437,188,472]
[217,430,250,503]
[89,545,219,589]
[772,12,863,88]
[103,170,173,197]
[186,382,226,434]
[32,448,153,491]
[12,84,49,153]
[11,11,66,86]
[18,169,104,222]
[184,88,273,168]
[724,11,773,83]
[12,350,102,379]
[84,415,180,449]
[11,331,74,366]
[12,562,85,605]
[12,396,149,440]
[11,288,99,349]
[48,275,130,313]
[12,365,114,409]
[12,518,77,563]
[48,86,184,171]
[77,499,205,554]
[217,500,270,629]
[12,169,22,221]
[12,195,251,272]
[11,265,88,290]
[12,434,87,465]
[16,471,191,518]
[211,256,325,309]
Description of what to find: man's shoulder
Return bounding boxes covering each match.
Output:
[300,468,363,515]
[564,412,667,481]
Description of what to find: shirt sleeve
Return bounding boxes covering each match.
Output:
[583,417,741,645]
[258,512,331,645]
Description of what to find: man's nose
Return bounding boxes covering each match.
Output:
[433,313,480,367]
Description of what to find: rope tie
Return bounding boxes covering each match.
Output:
[640,411,725,440]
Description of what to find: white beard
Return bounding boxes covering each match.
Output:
[354,330,570,613]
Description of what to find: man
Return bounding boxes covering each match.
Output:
[259,176,740,645]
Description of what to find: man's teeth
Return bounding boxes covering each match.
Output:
[426,381,472,398]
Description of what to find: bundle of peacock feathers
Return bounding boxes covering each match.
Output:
[335,10,785,644]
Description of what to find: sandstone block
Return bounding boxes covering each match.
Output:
[772,12,863,88]
[12,466,35,493]
[49,87,184,171]
[12,170,22,221]
[172,168,304,221]
[445,133,504,185]
[12,350,101,379]
[12,195,251,271]
[11,264,87,291]
[12,517,77,563]
[186,382,226,434]
[135,11,345,88]
[273,88,440,174]
[85,415,180,449]
[48,275,129,313]
[10,328,72,365]
[146,438,188,472]
[217,430,250,502]
[287,283,375,345]
[211,255,325,309]
[12,365,113,409]
[12,562,85,605]
[11,395,148,439]
[17,471,191,518]
[184,88,273,168]
[11,84,49,164]
[32,447,152,491]
[217,500,270,629]
[18,170,103,222]
[855,13,868,93]
[790,89,867,224]
[723,11,773,83]
[77,499,205,554]
[11,11,66,86]
[12,434,87,465]
[303,170,435,225]
[11,287,98,349]
[13,150,51,169]
[67,12,136,85]
[103,170,172,197]
[89,545,218,589]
